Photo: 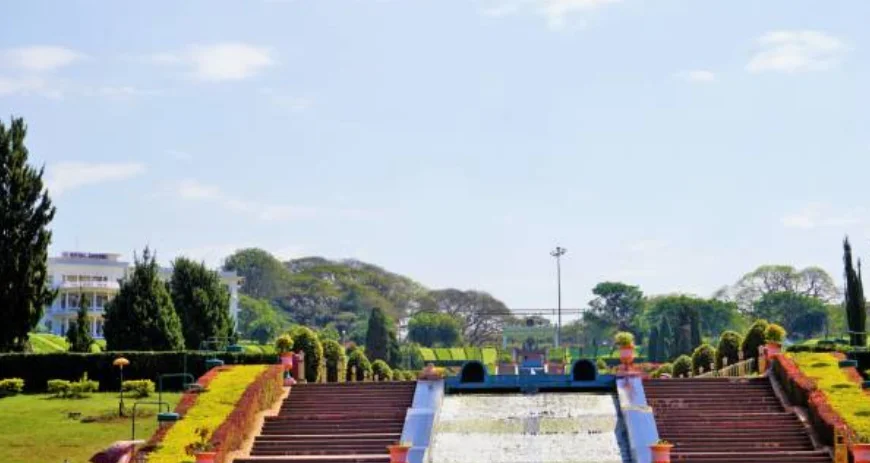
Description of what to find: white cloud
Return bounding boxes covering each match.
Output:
[747,30,846,73]
[151,43,275,82]
[0,76,63,98]
[46,162,146,195]
[674,70,716,83]
[175,179,371,222]
[1,46,83,72]
[479,0,620,29]
[781,202,862,229]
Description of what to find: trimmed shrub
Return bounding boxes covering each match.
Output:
[372,359,393,381]
[122,379,156,398]
[274,334,293,354]
[672,355,692,378]
[212,366,283,463]
[47,379,72,397]
[742,319,770,364]
[322,340,346,383]
[290,327,323,382]
[716,331,743,369]
[765,323,787,343]
[0,378,24,397]
[651,363,673,378]
[346,349,373,381]
[691,344,716,375]
[614,331,635,348]
[147,365,269,463]
[596,358,607,372]
[0,351,277,392]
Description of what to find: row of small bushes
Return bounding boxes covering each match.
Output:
[46,374,99,398]
[212,365,283,463]
[0,351,275,392]
[148,365,269,463]
[0,378,24,397]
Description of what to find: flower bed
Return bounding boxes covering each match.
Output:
[211,365,283,463]
[147,365,269,463]
[774,352,870,444]
[146,366,223,449]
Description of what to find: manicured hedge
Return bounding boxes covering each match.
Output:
[449,348,466,360]
[0,351,276,392]
[464,347,482,361]
[434,348,452,361]
[147,365,269,463]
[212,366,283,463]
[371,360,393,381]
[482,348,498,366]
[419,348,436,362]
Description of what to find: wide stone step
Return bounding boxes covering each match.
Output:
[235,457,390,463]
[670,450,831,463]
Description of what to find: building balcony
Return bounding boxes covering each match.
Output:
[56,281,120,291]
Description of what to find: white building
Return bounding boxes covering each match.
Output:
[41,251,242,339]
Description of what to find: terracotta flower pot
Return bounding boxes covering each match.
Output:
[280,353,293,367]
[195,451,217,463]
[619,345,635,366]
[766,342,782,357]
[387,444,411,463]
[649,443,673,463]
[852,443,870,463]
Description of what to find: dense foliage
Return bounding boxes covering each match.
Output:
[237,295,287,345]
[407,312,463,347]
[104,248,185,351]
[66,294,94,353]
[844,238,866,347]
[322,339,346,382]
[753,291,827,339]
[346,349,372,381]
[672,355,692,378]
[691,344,716,375]
[371,359,393,381]
[741,319,769,364]
[715,330,742,369]
[365,307,392,363]
[289,326,323,382]
[0,117,56,352]
[170,257,233,350]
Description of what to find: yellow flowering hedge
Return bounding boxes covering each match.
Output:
[792,353,870,438]
[148,365,267,463]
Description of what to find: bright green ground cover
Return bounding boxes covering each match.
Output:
[28,333,69,352]
[482,348,498,365]
[434,348,452,361]
[449,348,466,360]
[792,353,870,437]
[419,347,436,361]
[0,392,181,463]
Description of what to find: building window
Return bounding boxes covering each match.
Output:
[60,294,67,309]
[95,294,108,307]
[69,294,80,308]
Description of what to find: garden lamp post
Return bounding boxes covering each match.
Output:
[113,357,130,416]
[550,246,567,347]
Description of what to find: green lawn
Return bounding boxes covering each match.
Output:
[27,333,69,352]
[0,392,181,463]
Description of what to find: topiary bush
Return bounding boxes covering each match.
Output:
[765,323,787,344]
[614,331,635,348]
[47,379,72,397]
[692,344,716,375]
[651,363,673,378]
[274,334,293,354]
[371,359,393,381]
[122,379,156,398]
[290,327,323,382]
[346,349,373,382]
[0,378,24,397]
[596,358,607,371]
[716,330,743,369]
[742,319,770,364]
[672,355,692,378]
[322,340,346,383]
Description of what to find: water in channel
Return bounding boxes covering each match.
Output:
[428,393,630,463]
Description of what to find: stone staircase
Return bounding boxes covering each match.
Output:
[644,377,831,463]
[234,381,416,463]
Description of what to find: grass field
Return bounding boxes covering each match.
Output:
[27,333,69,352]
[0,392,181,463]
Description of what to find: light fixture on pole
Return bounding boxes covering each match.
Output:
[550,246,567,347]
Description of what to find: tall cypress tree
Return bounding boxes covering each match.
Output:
[844,237,867,346]
[104,247,185,351]
[365,307,390,362]
[170,257,232,350]
[658,316,674,361]
[647,326,660,362]
[0,118,56,352]
[67,292,94,352]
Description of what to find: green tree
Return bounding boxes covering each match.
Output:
[104,248,185,351]
[646,326,661,362]
[223,248,290,299]
[67,293,94,353]
[729,265,838,313]
[371,359,393,380]
[752,291,827,339]
[237,295,286,344]
[407,312,463,347]
[691,344,716,375]
[844,237,866,347]
[365,307,391,362]
[644,295,703,360]
[0,117,56,352]
[170,257,232,350]
[322,339,346,382]
[716,330,743,369]
[588,282,644,335]
[346,348,373,381]
[422,289,516,345]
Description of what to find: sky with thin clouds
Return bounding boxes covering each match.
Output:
[2,0,868,316]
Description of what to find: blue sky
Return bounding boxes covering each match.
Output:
[2,0,868,315]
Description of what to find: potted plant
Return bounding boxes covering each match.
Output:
[497,351,516,375]
[614,332,636,366]
[275,334,294,366]
[764,323,786,357]
[387,441,413,463]
[852,434,870,463]
[547,348,566,375]
[649,439,673,463]
[185,427,218,463]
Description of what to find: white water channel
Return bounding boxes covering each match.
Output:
[428,393,629,463]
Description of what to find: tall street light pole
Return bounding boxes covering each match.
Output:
[550,246,567,347]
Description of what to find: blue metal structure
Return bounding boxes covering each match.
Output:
[444,360,616,393]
